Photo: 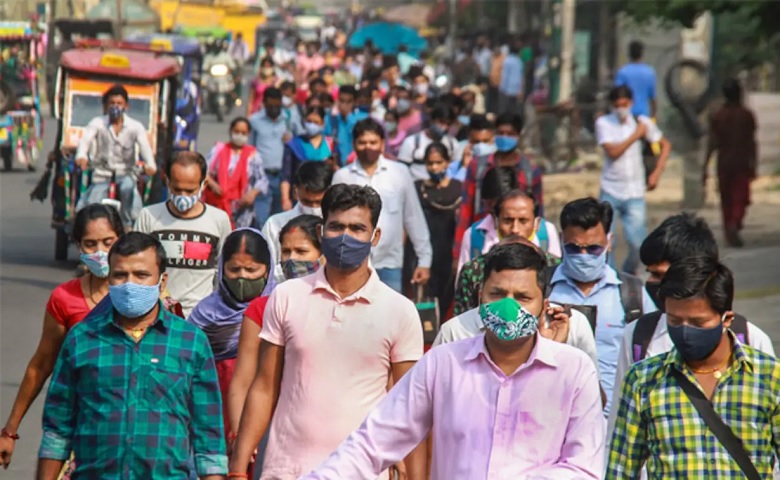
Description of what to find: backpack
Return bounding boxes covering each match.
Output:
[412,132,456,165]
[633,115,658,184]
[549,266,644,334]
[470,218,551,261]
[631,311,750,363]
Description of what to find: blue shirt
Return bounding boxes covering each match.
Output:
[615,63,657,117]
[499,54,524,96]
[249,109,293,170]
[326,110,369,164]
[446,139,470,182]
[548,266,657,413]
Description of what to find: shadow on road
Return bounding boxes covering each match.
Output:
[0,275,63,291]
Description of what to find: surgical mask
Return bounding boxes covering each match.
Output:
[261,67,274,76]
[266,105,282,118]
[372,98,382,108]
[282,96,294,107]
[561,250,607,283]
[80,250,110,278]
[299,204,322,217]
[304,122,323,137]
[495,135,519,152]
[109,278,161,319]
[429,124,447,141]
[615,106,631,120]
[321,230,375,270]
[668,315,726,361]
[108,105,124,122]
[480,297,539,341]
[396,98,411,114]
[384,121,397,133]
[170,188,201,213]
[428,170,446,183]
[224,276,267,302]
[356,148,382,164]
[472,142,497,157]
[282,258,321,280]
[458,115,470,126]
[645,281,662,311]
[414,83,429,96]
[231,132,248,147]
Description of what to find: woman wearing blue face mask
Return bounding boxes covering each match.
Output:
[402,142,462,313]
[280,106,335,211]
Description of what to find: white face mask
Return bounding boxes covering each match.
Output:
[282,96,293,107]
[299,205,322,217]
[231,132,248,147]
[615,106,631,120]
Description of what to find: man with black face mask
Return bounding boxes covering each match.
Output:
[607,256,780,480]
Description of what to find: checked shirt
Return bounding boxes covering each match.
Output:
[606,334,780,479]
[39,301,227,479]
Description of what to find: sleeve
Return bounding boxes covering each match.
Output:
[290,108,304,136]
[431,320,456,347]
[248,151,269,193]
[402,173,433,269]
[244,296,269,328]
[456,226,473,276]
[528,354,605,479]
[133,207,151,233]
[390,301,424,364]
[604,365,648,479]
[747,322,775,356]
[642,287,660,315]
[38,335,77,460]
[649,70,657,100]
[259,288,287,346]
[135,124,156,170]
[544,220,562,258]
[299,354,435,479]
[640,117,663,144]
[614,68,627,86]
[281,145,295,184]
[607,323,637,443]
[260,218,278,264]
[595,116,612,146]
[45,286,68,327]
[396,136,414,165]
[206,146,219,177]
[452,262,475,316]
[564,309,599,370]
[75,120,99,160]
[189,331,229,476]
[249,119,259,147]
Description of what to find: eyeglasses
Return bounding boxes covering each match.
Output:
[563,243,607,256]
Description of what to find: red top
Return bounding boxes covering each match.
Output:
[202,144,254,229]
[45,278,91,330]
[245,296,269,327]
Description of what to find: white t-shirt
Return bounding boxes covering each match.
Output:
[134,202,232,316]
[397,131,458,181]
[596,113,662,200]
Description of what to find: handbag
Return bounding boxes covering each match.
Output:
[415,286,441,345]
[669,368,761,480]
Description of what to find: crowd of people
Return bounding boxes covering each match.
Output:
[0,32,774,480]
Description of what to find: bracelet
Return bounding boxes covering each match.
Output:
[227,431,238,443]
[227,473,248,479]
[1,428,19,440]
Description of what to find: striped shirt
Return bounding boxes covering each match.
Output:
[606,334,780,479]
[39,301,227,478]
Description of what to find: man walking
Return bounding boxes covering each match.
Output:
[616,41,657,118]
[37,233,226,479]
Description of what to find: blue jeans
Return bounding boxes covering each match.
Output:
[254,171,282,228]
[600,191,647,274]
[377,268,402,293]
[76,175,141,229]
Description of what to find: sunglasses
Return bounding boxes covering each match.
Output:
[563,243,607,256]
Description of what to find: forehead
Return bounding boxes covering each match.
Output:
[170,161,202,180]
[325,206,372,226]
[356,132,382,143]
[484,268,542,294]
[500,196,534,214]
[110,248,158,271]
[563,224,607,243]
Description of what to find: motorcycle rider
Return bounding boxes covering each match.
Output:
[75,84,156,230]
[203,39,239,114]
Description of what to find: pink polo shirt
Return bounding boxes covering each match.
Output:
[259,267,424,479]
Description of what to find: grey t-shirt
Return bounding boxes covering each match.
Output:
[135,202,232,316]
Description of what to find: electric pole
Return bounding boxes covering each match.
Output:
[116,0,124,40]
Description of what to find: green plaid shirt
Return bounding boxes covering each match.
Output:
[606,334,780,479]
[39,301,227,478]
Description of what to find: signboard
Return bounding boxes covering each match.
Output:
[99,53,131,69]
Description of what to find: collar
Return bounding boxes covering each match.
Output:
[104,301,170,333]
[260,110,284,123]
[348,156,390,175]
[312,266,383,303]
[663,330,754,375]
[463,333,559,370]
[476,215,495,233]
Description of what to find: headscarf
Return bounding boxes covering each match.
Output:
[187,228,276,361]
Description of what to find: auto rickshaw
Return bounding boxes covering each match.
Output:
[0,21,44,171]
[50,47,180,260]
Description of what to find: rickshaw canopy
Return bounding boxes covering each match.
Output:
[123,33,202,58]
[59,48,181,81]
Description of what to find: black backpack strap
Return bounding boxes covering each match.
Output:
[631,311,662,363]
[731,314,750,345]
[617,271,644,324]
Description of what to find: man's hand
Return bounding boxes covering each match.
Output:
[143,165,157,177]
[282,132,292,143]
[538,305,570,343]
[0,436,15,469]
[206,177,222,196]
[411,267,431,285]
[647,170,661,191]
[281,197,293,211]
[634,121,648,140]
[461,143,473,168]
[239,190,258,208]
[75,157,88,171]
[390,461,408,480]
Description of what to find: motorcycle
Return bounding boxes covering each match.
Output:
[203,62,236,122]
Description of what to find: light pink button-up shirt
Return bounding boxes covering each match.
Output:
[260,267,424,479]
[301,335,606,480]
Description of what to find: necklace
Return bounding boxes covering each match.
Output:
[87,274,101,306]
[124,326,147,340]
[691,356,732,379]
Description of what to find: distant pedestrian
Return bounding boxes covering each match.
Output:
[616,41,657,118]
[498,40,523,114]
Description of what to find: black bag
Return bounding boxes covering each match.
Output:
[634,115,658,184]
[670,368,761,480]
[415,286,441,345]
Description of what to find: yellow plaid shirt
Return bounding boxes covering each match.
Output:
[606,333,780,478]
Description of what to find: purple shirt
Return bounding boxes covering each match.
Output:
[301,334,606,480]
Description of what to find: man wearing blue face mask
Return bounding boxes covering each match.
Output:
[607,256,780,480]
[37,232,227,480]
[549,197,657,415]
[397,104,458,181]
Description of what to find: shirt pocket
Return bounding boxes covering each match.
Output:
[142,363,188,410]
[382,191,402,215]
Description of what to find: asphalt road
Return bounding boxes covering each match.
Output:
[0,108,232,477]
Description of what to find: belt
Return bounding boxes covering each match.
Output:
[265,168,282,175]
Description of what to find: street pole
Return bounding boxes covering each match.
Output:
[448,0,457,60]
[116,0,124,40]
[559,0,576,100]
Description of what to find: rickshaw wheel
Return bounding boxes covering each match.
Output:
[55,228,69,261]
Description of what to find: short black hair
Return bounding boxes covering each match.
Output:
[264,87,282,101]
[280,214,323,252]
[494,189,537,218]
[356,87,373,101]
[339,85,357,99]
[108,231,166,275]
[102,84,129,106]
[309,78,326,90]
[609,85,633,102]
[305,106,326,121]
[481,166,519,202]
[495,112,524,133]
[560,197,614,233]
[659,256,734,314]
[430,104,456,123]
[73,203,124,243]
[167,151,208,183]
[229,116,250,132]
[280,81,296,92]
[640,213,718,267]
[628,40,644,61]
[484,242,549,297]
[352,118,385,142]
[321,184,382,229]
[469,114,494,132]
[723,78,742,104]
[424,141,451,163]
[221,229,270,267]
[294,161,333,192]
